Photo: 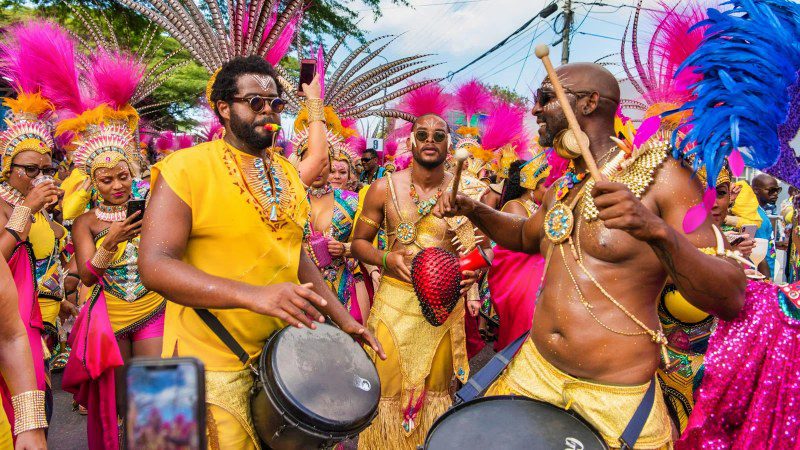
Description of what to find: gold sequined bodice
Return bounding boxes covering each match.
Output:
[384,173,457,257]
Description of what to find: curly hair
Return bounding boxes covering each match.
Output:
[209,56,283,121]
[500,160,526,208]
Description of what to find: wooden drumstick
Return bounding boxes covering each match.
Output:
[534,44,603,181]
[450,148,470,204]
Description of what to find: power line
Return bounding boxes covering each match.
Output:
[514,27,539,90]
[356,0,489,12]
[446,1,559,80]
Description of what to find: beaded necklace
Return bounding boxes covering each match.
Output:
[409,165,447,216]
[95,203,127,223]
[0,182,24,206]
[253,155,283,222]
[309,183,333,198]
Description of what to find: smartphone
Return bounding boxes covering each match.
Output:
[124,357,206,450]
[298,59,317,96]
[729,235,747,246]
[126,199,146,220]
[742,225,758,239]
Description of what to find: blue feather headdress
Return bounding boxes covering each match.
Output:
[671,0,800,188]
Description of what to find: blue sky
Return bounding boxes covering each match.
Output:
[351,0,664,99]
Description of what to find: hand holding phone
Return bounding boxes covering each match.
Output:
[127,199,146,221]
[298,59,318,98]
[742,225,758,239]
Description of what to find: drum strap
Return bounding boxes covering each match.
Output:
[618,377,656,450]
[194,308,251,365]
[453,330,529,405]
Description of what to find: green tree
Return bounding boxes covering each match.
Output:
[488,84,530,108]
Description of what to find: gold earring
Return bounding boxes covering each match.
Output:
[553,129,586,160]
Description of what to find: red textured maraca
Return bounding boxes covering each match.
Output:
[411,247,463,326]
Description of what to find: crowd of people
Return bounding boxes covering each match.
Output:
[1,0,800,449]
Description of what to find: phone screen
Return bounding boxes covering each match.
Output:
[126,199,146,219]
[125,358,205,450]
[743,225,758,239]
[298,59,316,93]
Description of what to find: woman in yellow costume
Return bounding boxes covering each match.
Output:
[71,124,164,362]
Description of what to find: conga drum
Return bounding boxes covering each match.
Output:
[251,323,380,449]
[424,396,608,450]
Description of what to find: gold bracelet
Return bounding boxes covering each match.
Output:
[359,215,381,229]
[6,205,31,234]
[305,98,325,123]
[12,390,47,435]
[91,246,116,269]
[343,242,352,256]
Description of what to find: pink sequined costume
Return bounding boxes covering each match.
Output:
[676,280,800,449]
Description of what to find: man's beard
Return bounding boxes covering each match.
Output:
[538,112,569,147]
[412,148,446,169]
[230,112,274,149]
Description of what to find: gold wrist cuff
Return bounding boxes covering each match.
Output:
[6,205,31,233]
[358,215,381,230]
[305,98,325,123]
[343,242,352,256]
[91,246,116,269]
[12,390,47,435]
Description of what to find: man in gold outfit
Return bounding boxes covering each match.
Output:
[352,113,485,450]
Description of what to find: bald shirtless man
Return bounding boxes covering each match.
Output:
[436,63,746,449]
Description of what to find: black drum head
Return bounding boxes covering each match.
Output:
[264,323,380,434]
[425,396,608,450]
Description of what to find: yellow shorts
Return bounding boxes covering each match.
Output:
[486,338,673,449]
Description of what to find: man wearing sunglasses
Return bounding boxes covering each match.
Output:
[140,55,383,449]
[752,173,781,277]
[359,148,385,185]
[352,113,486,449]
[436,62,746,449]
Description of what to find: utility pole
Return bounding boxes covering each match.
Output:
[561,0,573,64]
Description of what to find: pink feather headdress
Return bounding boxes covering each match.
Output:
[1,20,83,116]
[87,49,145,111]
[481,102,526,152]
[620,1,711,124]
[454,79,491,136]
[238,2,304,66]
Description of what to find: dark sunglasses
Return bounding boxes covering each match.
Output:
[231,95,286,114]
[534,87,594,107]
[414,129,448,144]
[361,156,374,163]
[767,187,783,195]
[12,164,57,178]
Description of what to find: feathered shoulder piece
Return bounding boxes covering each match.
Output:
[673,0,800,188]
[283,35,440,130]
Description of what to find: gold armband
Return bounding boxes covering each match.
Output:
[12,390,47,435]
[359,215,381,229]
[305,98,325,123]
[91,246,116,269]
[6,205,31,234]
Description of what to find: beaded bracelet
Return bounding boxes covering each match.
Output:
[382,251,389,270]
[12,390,47,435]
[6,205,31,234]
[91,246,116,269]
[306,98,325,123]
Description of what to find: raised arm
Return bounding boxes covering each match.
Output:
[592,160,746,320]
[138,176,326,329]
[296,74,329,186]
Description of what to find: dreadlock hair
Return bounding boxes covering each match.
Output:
[210,56,283,121]
[500,160,526,209]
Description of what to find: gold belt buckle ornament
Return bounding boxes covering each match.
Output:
[396,221,417,245]
[544,202,574,244]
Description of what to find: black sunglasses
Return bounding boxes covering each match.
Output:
[361,156,374,163]
[767,187,783,195]
[12,164,57,178]
[414,129,448,144]
[534,87,595,107]
[231,95,286,114]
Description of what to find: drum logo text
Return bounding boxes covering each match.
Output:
[354,375,372,392]
[565,437,585,450]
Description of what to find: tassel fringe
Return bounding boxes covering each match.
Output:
[358,393,451,450]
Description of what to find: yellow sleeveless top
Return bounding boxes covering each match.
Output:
[152,139,309,371]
